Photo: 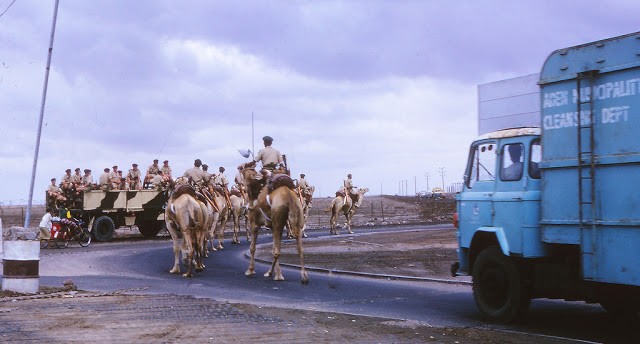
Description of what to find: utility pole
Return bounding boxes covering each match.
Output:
[438,167,446,189]
[413,176,417,195]
[25,0,60,228]
[424,172,430,191]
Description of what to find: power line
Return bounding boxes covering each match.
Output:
[0,0,17,19]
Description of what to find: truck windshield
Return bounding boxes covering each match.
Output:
[466,142,496,188]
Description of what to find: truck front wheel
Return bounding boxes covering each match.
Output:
[93,216,115,242]
[472,246,530,323]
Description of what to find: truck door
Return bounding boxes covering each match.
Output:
[493,139,543,256]
[458,140,497,250]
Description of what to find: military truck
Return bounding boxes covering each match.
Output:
[453,32,640,322]
[48,189,167,242]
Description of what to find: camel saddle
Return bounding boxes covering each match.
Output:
[267,173,295,193]
[229,187,243,197]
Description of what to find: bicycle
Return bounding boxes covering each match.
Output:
[49,218,92,248]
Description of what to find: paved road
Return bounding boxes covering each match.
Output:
[28,226,638,343]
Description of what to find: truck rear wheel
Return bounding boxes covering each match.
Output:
[138,220,164,238]
[93,216,115,242]
[472,246,530,323]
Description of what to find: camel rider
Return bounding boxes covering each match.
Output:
[183,159,206,188]
[215,166,232,208]
[202,164,212,186]
[343,173,358,207]
[298,173,312,207]
[254,135,284,173]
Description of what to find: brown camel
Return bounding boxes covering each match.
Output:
[229,190,249,243]
[329,187,369,235]
[165,187,210,277]
[205,186,230,251]
[240,164,308,284]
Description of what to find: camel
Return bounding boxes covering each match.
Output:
[288,185,315,239]
[229,187,249,243]
[329,187,369,235]
[205,186,230,251]
[165,185,211,277]
[240,164,308,284]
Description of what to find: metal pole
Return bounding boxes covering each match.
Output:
[25,0,60,228]
[251,112,255,158]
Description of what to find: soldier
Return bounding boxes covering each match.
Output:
[183,158,206,187]
[109,165,121,190]
[144,159,160,188]
[202,164,212,186]
[161,160,172,180]
[47,178,66,206]
[343,173,358,207]
[127,163,142,190]
[234,165,247,202]
[214,167,229,190]
[71,168,83,187]
[215,166,231,207]
[99,167,111,191]
[151,170,165,191]
[61,169,73,191]
[81,169,93,191]
[253,135,283,172]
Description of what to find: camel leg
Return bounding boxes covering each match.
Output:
[296,228,309,284]
[232,211,240,244]
[183,234,194,278]
[167,221,181,274]
[268,224,284,281]
[245,225,259,277]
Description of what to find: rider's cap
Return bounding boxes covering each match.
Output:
[84,169,90,173]
[219,166,225,172]
[153,159,159,162]
[75,168,80,171]
[163,160,168,163]
[51,178,56,181]
[300,174,305,177]
[65,168,71,172]
[113,165,118,169]
[262,135,273,142]
[132,163,138,167]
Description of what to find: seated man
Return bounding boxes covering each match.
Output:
[502,144,524,181]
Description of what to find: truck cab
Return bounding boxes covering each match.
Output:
[456,128,542,277]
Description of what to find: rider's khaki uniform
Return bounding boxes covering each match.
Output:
[254,146,283,170]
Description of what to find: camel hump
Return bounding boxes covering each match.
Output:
[229,188,242,197]
[335,190,346,198]
[270,174,295,191]
[173,184,196,200]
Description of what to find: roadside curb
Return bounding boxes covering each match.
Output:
[246,228,472,286]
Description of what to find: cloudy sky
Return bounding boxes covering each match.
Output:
[1,0,638,204]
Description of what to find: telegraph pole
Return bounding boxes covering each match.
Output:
[25,0,60,228]
[438,167,446,189]
[424,172,430,190]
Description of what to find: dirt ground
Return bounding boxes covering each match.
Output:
[258,228,462,280]
[0,227,575,343]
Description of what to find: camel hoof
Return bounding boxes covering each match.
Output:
[182,273,193,278]
[348,230,354,234]
[264,271,272,278]
[245,270,255,277]
[303,233,308,238]
[301,277,309,285]
[169,268,180,274]
[274,275,285,281]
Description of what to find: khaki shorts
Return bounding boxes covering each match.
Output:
[39,226,51,240]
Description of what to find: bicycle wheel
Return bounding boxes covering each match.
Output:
[76,228,92,247]
[54,231,70,248]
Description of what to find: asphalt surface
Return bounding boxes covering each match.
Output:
[1,226,638,343]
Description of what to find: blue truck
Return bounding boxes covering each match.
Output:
[453,32,640,322]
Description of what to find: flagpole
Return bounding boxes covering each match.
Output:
[25,0,60,227]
